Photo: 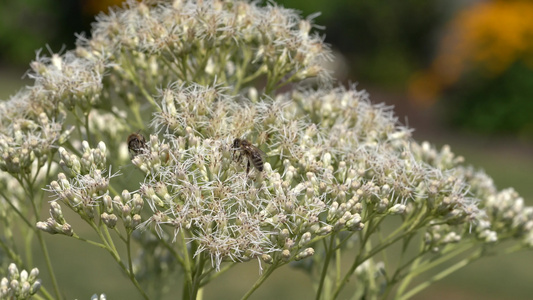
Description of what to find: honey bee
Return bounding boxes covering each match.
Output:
[233,138,265,174]
[127,132,146,156]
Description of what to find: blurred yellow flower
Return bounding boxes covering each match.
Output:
[409,0,533,105]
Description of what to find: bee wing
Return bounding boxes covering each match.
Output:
[254,146,267,159]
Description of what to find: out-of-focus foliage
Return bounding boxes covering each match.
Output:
[0,0,123,65]
[448,62,533,136]
[409,0,533,136]
[275,0,449,87]
[2,0,448,88]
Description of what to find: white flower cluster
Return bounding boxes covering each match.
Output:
[78,0,331,96]
[125,82,500,269]
[28,51,105,112]
[0,0,531,298]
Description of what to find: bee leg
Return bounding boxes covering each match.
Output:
[246,159,251,174]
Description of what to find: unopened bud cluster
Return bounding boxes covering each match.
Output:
[58,141,107,176]
[0,113,67,174]
[36,201,73,236]
[38,142,117,234]
[109,190,144,230]
[484,188,533,246]
[0,264,41,300]
[424,223,463,252]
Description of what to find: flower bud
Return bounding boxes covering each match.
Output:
[295,247,315,260]
[101,213,118,229]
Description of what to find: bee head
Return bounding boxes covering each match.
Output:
[233,138,242,149]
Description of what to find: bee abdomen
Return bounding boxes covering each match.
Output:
[251,152,264,171]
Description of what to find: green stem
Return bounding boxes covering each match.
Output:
[159,54,182,79]
[37,286,55,300]
[84,111,92,145]
[129,101,145,130]
[35,226,62,299]
[241,66,267,88]
[103,224,119,254]
[20,176,62,300]
[316,236,335,300]
[88,220,150,299]
[233,49,252,95]
[126,231,134,273]
[333,211,429,299]
[331,232,355,251]
[71,234,108,249]
[63,140,83,157]
[159,234,186,267]
[122,51,159,109]
[199,262,237,287]
[241,262,279,300]
[113,227,128,243]
[0,235,22,266]
[396,247,484,300]
[192,48,214,84]
[0,189,33,228]
[394,255,424,299]
[191,254,207,300]
[180,230,194,296]
[397,241,475,296]
[335,237,342,286]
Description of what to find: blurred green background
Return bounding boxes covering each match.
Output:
[1,0,533,299]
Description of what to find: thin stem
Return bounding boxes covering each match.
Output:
[241,67,267,88]
[84,111,92,145]
[393,254,424,298]
[316,236,335,300]
[126,231,134,274]
[122,50,159,109]
[129,101,146,130]
[396,247,485,300]
[20,176,62,300]
[71,234,108,249]
[335,237,342,286]
[241,262,279,300]
[0,189,33,228]
[87,219,150,299]
[332,232,355,251]
[0,236,22,266]
[99,217,119,255]
[333,211,429,299]
[113,227,128,243]
[159,234,186,267]
[199,262,237,287]
[398,241,475,291]
[159,54,183,79]
[233,49,252,95]
[37,286,55,300]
